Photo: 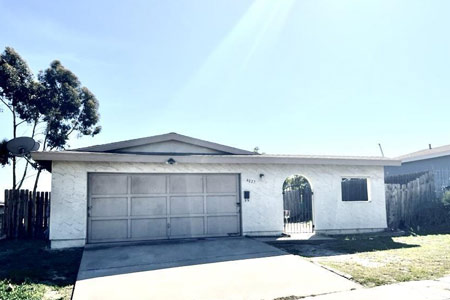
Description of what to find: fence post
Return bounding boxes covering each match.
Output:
[36,192,42,238]
[43,192,49,238]
[31,191,36,238]
[43,192,50,238]
[26,191,32,238]
[3,190,8,237]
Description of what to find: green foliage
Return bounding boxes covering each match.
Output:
[0,280,44,300]
[0,47,102,152]
[0,47,37,122]
[283,175,311,191]
[0,46,101,189]
[442,190,450,207]
[36,60,101,149]
[410,201,450,229]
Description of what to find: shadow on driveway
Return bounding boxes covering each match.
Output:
[77,237,284,280]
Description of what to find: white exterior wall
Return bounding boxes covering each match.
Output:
[50,161,387,248]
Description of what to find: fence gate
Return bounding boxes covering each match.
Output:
[283,184,313,234]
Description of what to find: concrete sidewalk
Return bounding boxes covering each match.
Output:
[72,238,359,300]
[302,276,450,300]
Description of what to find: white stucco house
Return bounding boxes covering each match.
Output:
[32,133,400,249]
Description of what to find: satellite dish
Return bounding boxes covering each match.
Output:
[32,141,40,151]
[6,137,39,157]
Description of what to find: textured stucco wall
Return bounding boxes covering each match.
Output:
[50,161,387,248]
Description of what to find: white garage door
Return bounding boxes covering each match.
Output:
[87,173,241,243]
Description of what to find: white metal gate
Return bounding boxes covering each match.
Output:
[283,184,314,233]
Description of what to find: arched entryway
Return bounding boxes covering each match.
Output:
[282,175,314,233]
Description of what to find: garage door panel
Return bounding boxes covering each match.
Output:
[90,174,128,195]
[131,197,167,216]
[88,173,240,243]
[207,216,239,235]
[91,197,128,217]
[170,196,203,215]
[170,217,204,236]
[169,175,203,194]
[91,220,128,240]
[131,175,166,194]
[206,196,237,214]
[206,175,237,193]
[131,219,167,239]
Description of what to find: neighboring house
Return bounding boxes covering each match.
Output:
[32,133,400,249]
[385,144,450,196]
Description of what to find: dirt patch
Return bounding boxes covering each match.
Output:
[316,254,384,268]
[276,244,344,257]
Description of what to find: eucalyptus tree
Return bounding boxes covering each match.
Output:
[0,47,39,189]
[0,47,101,192]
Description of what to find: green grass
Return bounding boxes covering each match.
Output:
[0,240,83,300]
[274,232,450,287]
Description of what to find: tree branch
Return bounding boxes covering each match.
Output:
[65,122,78,139]
[16,119,28,127]
[31,119,38,138]
[0,96,14,114]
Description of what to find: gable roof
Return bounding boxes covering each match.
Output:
[31,132,401,171]
[73,132,255,155]
[397,144,450,163]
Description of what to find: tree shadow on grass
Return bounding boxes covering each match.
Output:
[271,236,420,258]
[408,224,450,236]
[0,239,83,287]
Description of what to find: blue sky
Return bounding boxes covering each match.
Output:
[1,0,450,193]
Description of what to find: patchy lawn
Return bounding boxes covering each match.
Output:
[273,232,450,287]
[0,240,83,300]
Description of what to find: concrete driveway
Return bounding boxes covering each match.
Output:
[72,238,359,300]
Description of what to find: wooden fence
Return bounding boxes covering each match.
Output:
[3,190,50,239]
[0,204,4,239]
[385,172,437,230]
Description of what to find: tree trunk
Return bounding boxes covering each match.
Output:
[33,168,42,194]
[16,120,38,190]
[12,110,16,190]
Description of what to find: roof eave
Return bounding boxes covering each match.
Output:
[31,151,401,167]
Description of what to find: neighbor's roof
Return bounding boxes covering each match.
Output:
[397,144,450,163]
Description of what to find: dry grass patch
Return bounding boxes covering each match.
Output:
[273,232,450,287]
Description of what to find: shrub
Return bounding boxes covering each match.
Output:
[442,190,450,207]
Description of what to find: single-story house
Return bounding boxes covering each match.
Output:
[32,133,400,249]
[385,144,450,196]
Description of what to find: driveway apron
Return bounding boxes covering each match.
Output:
[72,238,359,300]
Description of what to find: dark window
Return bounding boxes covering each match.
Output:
[341,178,368,201]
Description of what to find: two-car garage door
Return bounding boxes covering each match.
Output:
[87,173,241,243]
